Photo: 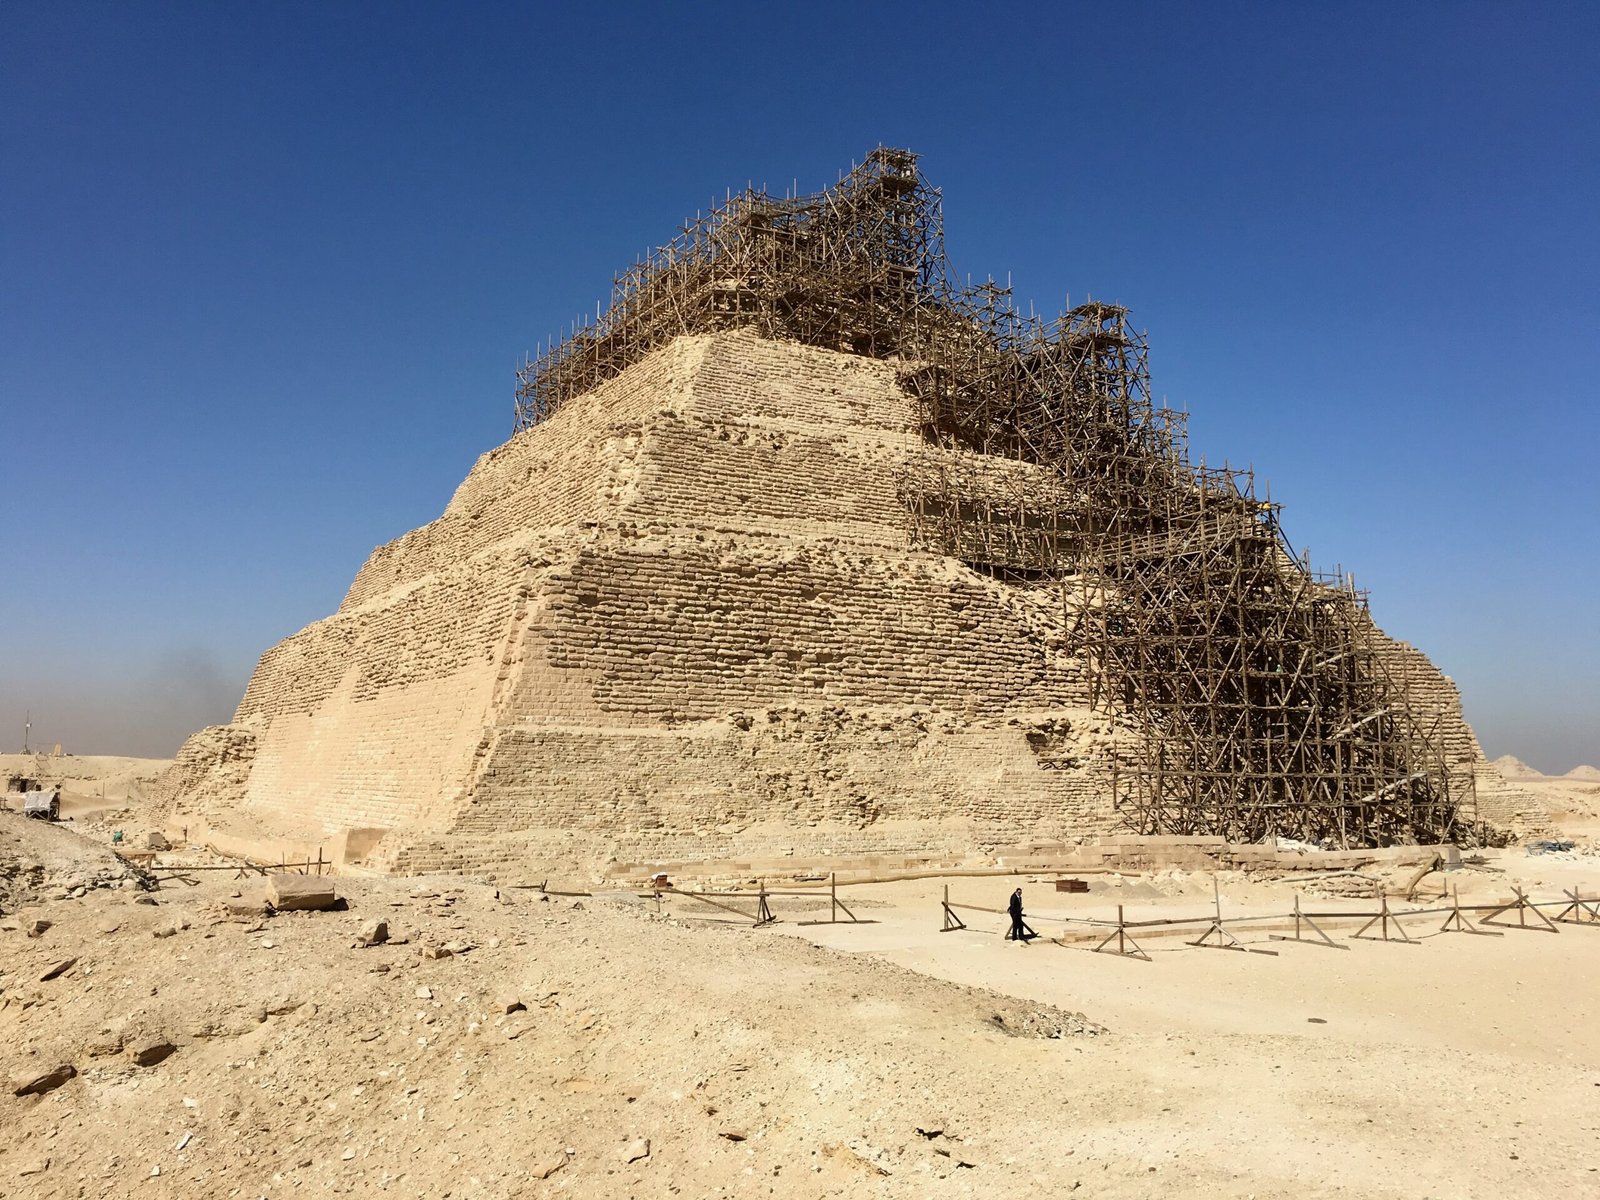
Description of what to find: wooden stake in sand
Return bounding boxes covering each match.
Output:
[1270,894,1347,949]
[1479,885,1560,933]
[1188,875,1278,955]
[1439,885,1501,936]
[940,884,967,932]
[1352,894,1419,944]
[1091,905,1150,962]
[797,873,866,926]
[1552,887,1599,927]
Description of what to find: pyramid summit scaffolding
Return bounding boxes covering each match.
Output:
[517,148,1472,849]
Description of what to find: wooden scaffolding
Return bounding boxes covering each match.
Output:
[516,148,1470,849]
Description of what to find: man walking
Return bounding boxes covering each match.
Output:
[1006,887,1030,942]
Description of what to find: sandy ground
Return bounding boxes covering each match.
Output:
[2,813,1597,1200]
[0,754,172,824]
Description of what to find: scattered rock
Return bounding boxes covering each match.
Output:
[415,986,433,1000]
[932,1145,978,1168]
[357,919,389,947]
[496,993,526,1015]
[420,944,452,960]
[532,1155,567,1179]
[822,1143,888,1176]
[147,831,170,851]
[85,1030,126,1057]
[128,1038,177,1067]
[16,1157,50,1177]
[987,1004,1102,1039]
[12,1063,76,1096]
[623,1137,650,1164]
[38,956,78,982]
[25,919,51,939]
[134,896,159,906]
[719,1129,748,1142]
[222,892,268,918]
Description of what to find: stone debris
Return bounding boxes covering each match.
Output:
[822,1143,888,1177]
[38,956,78,981]
[127,1038,177,1067]
[986,1004,1102,1040]
[12,1063,76,1096]
[357,919,390,946]
[85,1029,125,1057]
[222,891,269,918]
[623,1137,650,1164]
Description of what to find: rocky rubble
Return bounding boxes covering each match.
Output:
[0,813,153,912]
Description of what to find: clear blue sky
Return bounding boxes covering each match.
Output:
[2,2,1596,771]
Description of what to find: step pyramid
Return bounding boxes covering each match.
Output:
[154,150,1535,875]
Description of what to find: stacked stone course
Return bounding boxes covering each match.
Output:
[161,333,1129,873]
[156,329,1533,874]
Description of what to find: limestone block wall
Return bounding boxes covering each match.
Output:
[159,331,1117,871]
[155,327,1518,876]
[401,331,1113,872]
[523,538,1087,723]
[441,708,1116,868]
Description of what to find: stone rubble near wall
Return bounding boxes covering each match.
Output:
[151,330,1531,875]
[1470,764,1557,840]
[145,723,257,822]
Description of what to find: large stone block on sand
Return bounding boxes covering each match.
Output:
[266,874,337,911]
